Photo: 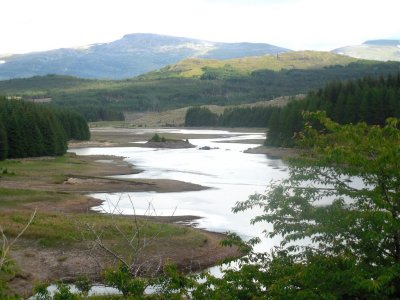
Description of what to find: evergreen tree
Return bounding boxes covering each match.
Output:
[0,121,7,160]
[265,73,400,147]
[0,97,89,160]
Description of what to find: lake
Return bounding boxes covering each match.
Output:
[71,128,289,253]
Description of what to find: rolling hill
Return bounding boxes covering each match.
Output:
[332,39,400,61]
[1,51,399,122]
[140,51,360,79]
[0,33,290,80]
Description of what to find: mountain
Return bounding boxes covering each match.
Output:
[0,33,290,80]
[332,39,400,61]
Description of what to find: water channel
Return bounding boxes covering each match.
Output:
[68,128,289,295]
[72,128,289,253]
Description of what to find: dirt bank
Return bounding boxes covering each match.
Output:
[1,153,239,297]
[9,219,239,297]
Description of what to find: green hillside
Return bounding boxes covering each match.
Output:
[140,51,360,79]
[1,52,400,121]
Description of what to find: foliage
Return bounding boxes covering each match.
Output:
[184,105,279,127]
[74,275,91,297]
[185,73,400,132]
[1,211,36,298]
[228,113,400,298]
[53,282,78,300]
[154,263,196,299]
[140,114,400,299]
[149,133,166,142]
[53,108,90,141]
[33,282,51,300]
[4,113,400,298]
[0,97,90,160]
[103,265,147,297]
[265,73,400,146]
[185,107,218,126]
[200,65,245,80]
[0,120,8,160]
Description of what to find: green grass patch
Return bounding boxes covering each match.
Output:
[0,211,203,249]
[0,154,91,183]
[0,188,72,209]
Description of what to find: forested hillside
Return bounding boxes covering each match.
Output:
[1,59,399,121]
[266,73,400,146]
[0,97,89,160]
[185,73,400,147]
[185,105,277,127]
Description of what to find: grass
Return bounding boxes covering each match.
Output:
[0,154,206,250]
[0,210,204,249]
[0,154,98,184]
[0,188,72,209]
[0,154,86,177]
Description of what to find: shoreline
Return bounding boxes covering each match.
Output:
[2,153,240,297]
[244,145,300,159]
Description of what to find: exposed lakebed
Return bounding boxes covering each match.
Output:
[71,128,289,253]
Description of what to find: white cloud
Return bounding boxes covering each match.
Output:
[0,0,399,54]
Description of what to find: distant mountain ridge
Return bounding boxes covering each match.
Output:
[0,33,291,80]
[363,39,400,46]
[332,39,400,62]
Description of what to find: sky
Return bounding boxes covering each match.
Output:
[1,0,399,55]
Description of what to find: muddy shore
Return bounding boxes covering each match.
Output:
[2,154,240,296]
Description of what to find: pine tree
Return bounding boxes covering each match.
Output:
[0,120,8,160]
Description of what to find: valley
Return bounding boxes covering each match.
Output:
[1,30,400,298]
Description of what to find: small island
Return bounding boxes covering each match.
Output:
[145,133,196,149]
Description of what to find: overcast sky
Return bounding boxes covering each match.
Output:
[1,0,399,55]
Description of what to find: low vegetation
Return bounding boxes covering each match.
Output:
[0,154,237,297]
[0,210,201,248]
[149,133,167,143]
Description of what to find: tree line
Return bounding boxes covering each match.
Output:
[50,62,400,121]
[185,106,278,127]
[186,73,400,148]
[266,73,400,146]
[0,97,90,160]
[1,61,400,122]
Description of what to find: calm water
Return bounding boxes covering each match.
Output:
[71,129,289,252]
